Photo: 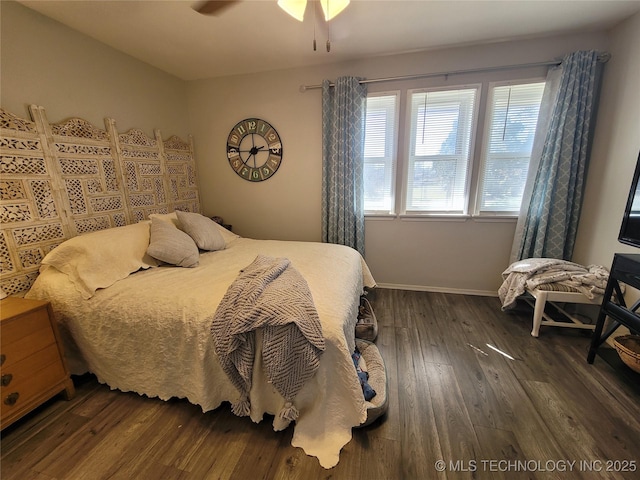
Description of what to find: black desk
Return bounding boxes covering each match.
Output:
[587,253,640,363]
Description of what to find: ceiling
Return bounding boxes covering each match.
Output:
[16,0,640,81]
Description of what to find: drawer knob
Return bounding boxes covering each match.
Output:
[1,373,12,386]
[4,392,19,406]
[0,354,5,366]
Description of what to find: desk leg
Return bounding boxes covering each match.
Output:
[587,310,607,363]
[587,277,619,364]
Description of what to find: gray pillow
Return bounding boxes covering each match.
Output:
[147,217,199,267]
[176,210,226,251]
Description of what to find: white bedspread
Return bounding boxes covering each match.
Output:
[26,237,376,468]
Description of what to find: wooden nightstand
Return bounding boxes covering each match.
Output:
[1,297,75,430]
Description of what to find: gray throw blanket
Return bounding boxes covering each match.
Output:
[498,258,609,310]
[210,255,325,421]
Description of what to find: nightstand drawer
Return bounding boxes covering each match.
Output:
[0,297,75,430]
[1,309,57,369]
[1,344,67,420]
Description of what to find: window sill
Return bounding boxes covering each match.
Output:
[400,214,470,222]
[364,213,519,223]
[364,213,397,220]
[471,215,518,223]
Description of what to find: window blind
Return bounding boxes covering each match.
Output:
[406,87,478,213]
[364,93,398,213]
[478,82,545,213]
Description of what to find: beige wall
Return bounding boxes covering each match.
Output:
[4,1,636,296]
[186,67,328,242]
[0,1,189,140]
[572,11,640,316]
[573,11,640,267]
[187,33,610,294]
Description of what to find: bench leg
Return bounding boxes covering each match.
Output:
[531,291,548,337]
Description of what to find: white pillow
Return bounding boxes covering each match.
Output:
[150,211,239,245]
[176,210,225,251]
[146,217,199,268]
[41,221,158,299]
[149,212,180,227]
[211,218,240,245]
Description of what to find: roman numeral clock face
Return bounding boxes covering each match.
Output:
[226,118,282,182]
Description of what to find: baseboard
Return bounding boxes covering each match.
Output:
[375,283,497,297]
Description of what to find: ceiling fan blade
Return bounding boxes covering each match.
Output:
[193,1,239,16]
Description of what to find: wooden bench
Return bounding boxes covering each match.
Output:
[524,285,603,337]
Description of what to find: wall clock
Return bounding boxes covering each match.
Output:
[226,118,283,182]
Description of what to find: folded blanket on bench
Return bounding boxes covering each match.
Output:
[498,258,609,310]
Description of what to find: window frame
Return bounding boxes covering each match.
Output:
[401,84,481,216]
[363,90,400,215]
[363,76,548,221]
[474,78,546,217]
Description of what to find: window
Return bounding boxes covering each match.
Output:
[364,93,398,213]
[406,87,479,213]
[477,81,545,214]
[363,78,545,217]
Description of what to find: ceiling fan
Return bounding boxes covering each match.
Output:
[192,1,239,16]
[193,0,350,21]
[193,1,350,52]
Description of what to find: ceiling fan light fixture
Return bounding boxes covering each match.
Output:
[277,0,307,21]
[320,0,350,21]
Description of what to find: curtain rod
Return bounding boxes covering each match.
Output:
[299,53,610,92]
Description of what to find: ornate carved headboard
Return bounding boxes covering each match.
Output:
[0,105,200,296]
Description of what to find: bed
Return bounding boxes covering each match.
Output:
[25,212,376,468]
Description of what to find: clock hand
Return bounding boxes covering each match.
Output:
[241,149,266,168]
[253,146,266,167]
[238,146,265,153]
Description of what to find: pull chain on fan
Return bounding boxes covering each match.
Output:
[194,0,349,52]
[326,2,331,53]
[278,0,348,51]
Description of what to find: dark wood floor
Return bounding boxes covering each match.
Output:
[2,289,639,479]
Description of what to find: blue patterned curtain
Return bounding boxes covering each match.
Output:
[321,76,367,255]
[513,50,604,261]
